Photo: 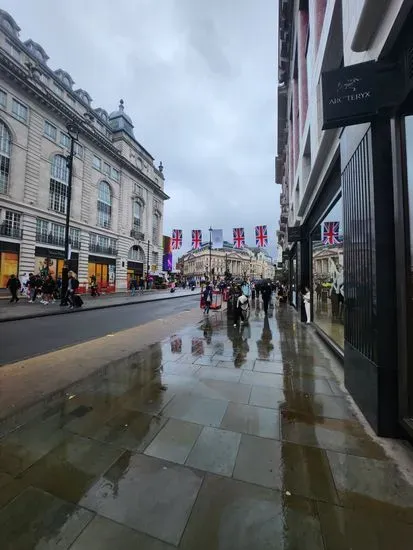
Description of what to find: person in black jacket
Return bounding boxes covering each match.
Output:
[261,280,273,315]
[6,274,20,303]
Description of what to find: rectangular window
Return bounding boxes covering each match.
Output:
[103,162,111,176]
[3,210,21,238]
[49,179,67,214]
[36,218,47,240]
[44,120,57,141]
[69,227,80,248]
[6,40,20,61]
[111,167,120,182]
[93,155,101,170]
[11,99,28,122]
[0,89,6,108]
[60,132,70,148]
[74,142,83,159]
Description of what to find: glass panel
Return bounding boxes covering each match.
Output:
[312,197,344,348]
[0,252,19,287]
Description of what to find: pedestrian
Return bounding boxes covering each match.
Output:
[66,271,79,308]
[6,274,20,303]
[203,282,213,315]
[235,293,249,327]
[90,274,100,297]
[130,276,138,296]
[27,272,36,302]
[139,277,145,294]
[303,286,311,324]
[261,280,272,315]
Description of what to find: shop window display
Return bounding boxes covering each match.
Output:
[312,197,344,348]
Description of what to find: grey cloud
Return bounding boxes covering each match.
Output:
[3,0,279,256]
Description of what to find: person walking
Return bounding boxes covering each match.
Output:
[261,280,272,315]
[129,276,138,296]
[66,271,79,308]
[303,286,311,324]
[6,274,20,303]
[90,274,100,297]
[203,282,213,315]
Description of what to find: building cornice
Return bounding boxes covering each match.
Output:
[0,51,169,201]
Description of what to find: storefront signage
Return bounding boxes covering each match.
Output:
[288,226,303,243]
[322,61,376,129]
[322,60,405,129]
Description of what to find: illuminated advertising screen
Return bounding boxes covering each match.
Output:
[163,235,172,254]
[163,253,172,271]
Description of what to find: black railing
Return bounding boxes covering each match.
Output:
[36,232,80,249]
[89,243,118,255]
[130,229,145,241]
[0,225,23,239]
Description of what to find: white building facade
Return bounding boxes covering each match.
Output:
[177,243,275,281]
[0,9,168,290]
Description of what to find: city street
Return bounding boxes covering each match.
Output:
[0,303,413,548]
[0,294,199,364]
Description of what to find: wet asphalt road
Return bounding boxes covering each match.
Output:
[0,295,199,365]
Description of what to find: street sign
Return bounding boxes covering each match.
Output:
[322,60,405,130]
[322,61,376,129]
[288,226,303,243]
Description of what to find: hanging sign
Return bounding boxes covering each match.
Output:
[322,61,376,129]
[287,226,303,243]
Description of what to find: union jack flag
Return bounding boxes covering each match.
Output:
[255,225,268,247]
[233,228,245,249]
[322,221,340,245]
[171,229,183,250]
[192,229,202,249]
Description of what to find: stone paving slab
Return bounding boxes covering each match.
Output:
[0,305,413,548]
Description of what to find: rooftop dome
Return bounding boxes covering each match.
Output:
[109,99,135,139]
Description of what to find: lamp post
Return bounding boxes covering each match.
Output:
[61,122,79,305]
[208,226,213,281]
[147,239,150,288]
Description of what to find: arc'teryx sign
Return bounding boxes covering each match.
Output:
[322,61,376,129]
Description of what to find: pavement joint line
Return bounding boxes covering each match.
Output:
[0,291,201,323]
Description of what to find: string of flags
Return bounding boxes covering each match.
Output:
[171,226,269,251]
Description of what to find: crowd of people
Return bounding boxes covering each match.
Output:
[6,271,81,308]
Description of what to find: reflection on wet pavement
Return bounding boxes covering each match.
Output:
[1,305,413,548]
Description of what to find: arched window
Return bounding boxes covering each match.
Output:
[128,245,145,262]
[97,181,112,228]
[49,155,69,213]
[133,200,141,229]
[0,120,11,194]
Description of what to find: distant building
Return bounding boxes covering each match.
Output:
[177,242,275,280]
[0,9,168,289]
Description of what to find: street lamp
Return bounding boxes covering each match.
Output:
[147,239,150,287]
[61,122,79,305]
[208,226,213,280]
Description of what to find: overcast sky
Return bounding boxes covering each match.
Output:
[3,0,279,259]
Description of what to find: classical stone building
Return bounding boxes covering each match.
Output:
[177,242,275,281]
[0,9,168,290]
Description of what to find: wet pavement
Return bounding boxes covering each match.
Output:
[1,303,413,549]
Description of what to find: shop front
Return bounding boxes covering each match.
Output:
[88,255,116,291]
[0,241,19,288]
[127,260,143,285]
[34,247,79,280]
